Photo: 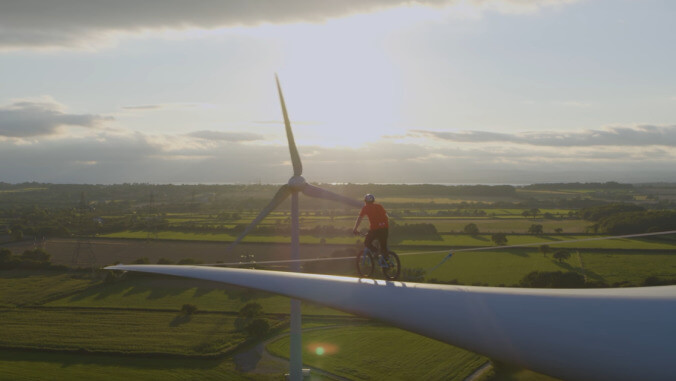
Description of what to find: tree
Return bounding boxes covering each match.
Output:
[132,257,149,264]
[11,228,23,242]
[181,304,198,315]
[0,248,12,263]
[239,302,263,319]
[529,208,540,219]
[528,224,544,235]
[491,233,508,246]
[463,223,479,236]
[521,210,530,218]
[554,228,563,234]
[553,250,571,263]
[519,271,585,288]
[245,318,270,337]
[21,248,50,262]
[178,258,203,265]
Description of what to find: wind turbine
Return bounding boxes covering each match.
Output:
[228,74,362,380]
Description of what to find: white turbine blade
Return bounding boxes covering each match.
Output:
[302,183,362,208]
[105,265,676,381]
[228,185,291,248]
[275,74,302,176]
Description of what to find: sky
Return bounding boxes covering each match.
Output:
[1,0,675,185]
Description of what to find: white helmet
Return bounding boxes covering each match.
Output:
[364,194,375,203]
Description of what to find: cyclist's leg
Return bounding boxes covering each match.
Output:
[374,228,389,258]
[364,230,378,253]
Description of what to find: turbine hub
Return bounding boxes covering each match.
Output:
[288,176,307,191]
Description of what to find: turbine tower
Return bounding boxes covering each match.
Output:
[229,74,362,380]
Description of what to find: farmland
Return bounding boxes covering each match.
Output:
[1,182,675,380]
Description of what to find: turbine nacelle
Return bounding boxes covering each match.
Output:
[288,175,307,191]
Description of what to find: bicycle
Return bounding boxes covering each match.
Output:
[355,233,401,280]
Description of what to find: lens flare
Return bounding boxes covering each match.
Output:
[307,342,338,356]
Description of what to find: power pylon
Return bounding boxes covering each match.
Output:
[71,191,97,268]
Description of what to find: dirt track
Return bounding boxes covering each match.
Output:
[1,238,358,270]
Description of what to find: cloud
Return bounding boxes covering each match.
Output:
[122,105,164,111]
[0,98,113,137]
[187,130,264,142]
[1,125,674,185]
[0,0,581,50]
[121,103,215,111]
[414,125,676,147]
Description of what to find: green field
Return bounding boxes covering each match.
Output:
[267,325,486,381]
[0,308,248,356]
[398,249,676,286]
[46,275,347,316]
[0,270,98,307]
[0,349,265,381]
[100,229,676,252]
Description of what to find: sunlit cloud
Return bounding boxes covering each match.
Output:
[121,105,164,111]
[413,125,676,147]
[121,103,216,112]
[187,130,264,142]
[0,126,674,184]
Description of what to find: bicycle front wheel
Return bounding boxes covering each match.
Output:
[356,250,375,278]
[381,251,401,280]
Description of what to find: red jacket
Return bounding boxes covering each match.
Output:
[359,203,389,230]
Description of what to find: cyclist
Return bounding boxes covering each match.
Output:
[352,194,389,260]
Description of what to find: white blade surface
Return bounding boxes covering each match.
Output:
[228,185,291,248]
[302,183,363,208]
[275,74,302,177]
[105,265,676,381]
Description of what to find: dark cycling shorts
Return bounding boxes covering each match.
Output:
[365,228,388,253]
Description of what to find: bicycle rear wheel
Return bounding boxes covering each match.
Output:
[381,251,401,280]
[356,250,375,278]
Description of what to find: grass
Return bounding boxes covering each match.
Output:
[0,308,248,356]
[267,324,486,381]
[397,234,676,250]
[0,270,99,307]
[401,219,587,233]
[101,228,676,251]
[581,251,676,285]
[398,249,676,286]
[45,275,348,316]
[0,349,270,381]
[400,250,565,286]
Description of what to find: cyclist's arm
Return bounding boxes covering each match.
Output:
[352,215,364,234]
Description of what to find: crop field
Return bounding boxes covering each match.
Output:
[46,275,348,316]
[2,182,675,380]
[3,239,361,268]
[398,249,676,286]
[580,252,676,285]
[267,325,487,381]
[0,308,249,356]
[395,218,587,233]
[0,349,262,381]
[0,271,98,307]
[395,234,676,250]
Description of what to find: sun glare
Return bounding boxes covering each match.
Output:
[226,6,445,149]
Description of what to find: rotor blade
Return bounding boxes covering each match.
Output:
[105,265,676,381]
[228,185,291,248]
[302,183,363,208]
[275,74,303,176]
